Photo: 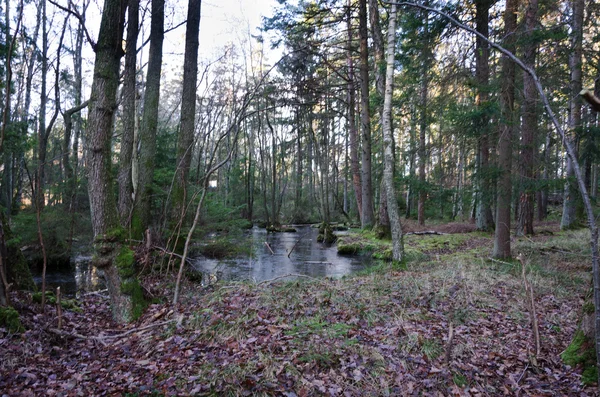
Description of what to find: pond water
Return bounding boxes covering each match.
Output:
[32,254,103,296]
[35,225,372,295]
[192,225,373,283]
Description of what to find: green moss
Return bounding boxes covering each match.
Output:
[583,302,595,315]
[0,306,24,333]
[121,279,147,321]
[337,242,361,255]
[562,330,597,385]
[32,291,81,312]
[116,246,136,278]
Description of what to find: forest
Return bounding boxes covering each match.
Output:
[1,0,600,394]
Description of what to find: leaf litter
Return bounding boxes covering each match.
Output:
[0,227,596,396]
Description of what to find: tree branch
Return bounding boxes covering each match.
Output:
[48,0,96,50]
[581,89,600,112]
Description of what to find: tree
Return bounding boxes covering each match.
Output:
[561,0,584,230]
[474,0,494,232]
[173,0,202,225]
[86,0,143,323]
[493,0,519,258]
[134,0,164,236]
[381,3,403,261]
[516,0,539,236]
[358,0,374,229]
[118,0,139,227]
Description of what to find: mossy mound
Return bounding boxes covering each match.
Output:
[0,306,24,333]
[562,330,597,385]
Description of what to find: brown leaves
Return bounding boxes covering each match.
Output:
[0,263,592,396]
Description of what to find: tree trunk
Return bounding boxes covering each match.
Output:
[135,0,164,236]
[369,0,390,233]
[474,0,494,231]
[516,0,538,237]
[358,0,374,228]
[173,0,202,222]
[493,0,519,258]
[561,0,584,230]
[118,0,139,227]
[87,0,140,323]
[346,0,362,222]
[417,7,430,226]
[382,4,403,261]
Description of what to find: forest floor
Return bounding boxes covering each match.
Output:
[0,220,596,396]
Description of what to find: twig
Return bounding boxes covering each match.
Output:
[257,273,319,286]
[264,241,275,255]
[56,287,63,329]
[517,254,541,360]
[445,321,454,364]
[487,257,516,267]
[287,232,308,257]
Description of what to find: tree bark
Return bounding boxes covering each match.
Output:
[474,0,494,231]
[86,0,133,323]
[382,4,403,261]
[346,0,362,222]
[516,0,538,236]
[135,0,164,236]
[118,0,139,227]
[493,0,519,258]
[173,0,202,223]
[561,0,584,230]
[358,0,374,228]
[417,7,429,226]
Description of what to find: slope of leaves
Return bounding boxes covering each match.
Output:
[0,226,595,396]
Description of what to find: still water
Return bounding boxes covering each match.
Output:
[35,225,371,295]
[192,225,372,283]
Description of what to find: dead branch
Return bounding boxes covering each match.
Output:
[445,321,454,364]
[288,232,309,257]
[581,89,600,112]
[517,254,541,360]
[48,319,176,345]
[405,231,448,236]
[257,273,320,286]
[264,241,275,255]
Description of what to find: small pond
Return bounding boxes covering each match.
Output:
[192,225,372,283]
[35,225,372,295]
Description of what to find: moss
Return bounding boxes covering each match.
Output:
[0,306,24,333]
[32,291,82,312]
[583,302,595,315]
[562,330,597,385]
[121,279,147,321]
[337,242,361,255]
[116,246,136,278]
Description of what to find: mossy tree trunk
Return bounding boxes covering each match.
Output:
[133,0,164,238]
[87,0,144,323]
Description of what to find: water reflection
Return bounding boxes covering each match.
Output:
[192,225,371,283]
[32,254,103,296]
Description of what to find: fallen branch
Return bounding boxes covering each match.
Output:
[287,232,309,257]
[257,273,319,286]
[48,319,176,345]
[405,231,448,236]
[264,241,275,255]
[153,245,194,263]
